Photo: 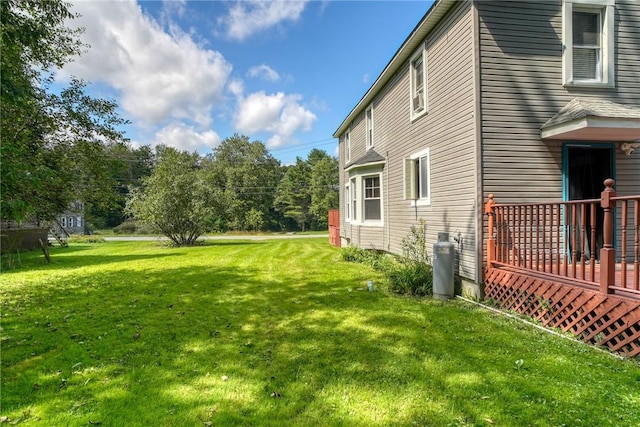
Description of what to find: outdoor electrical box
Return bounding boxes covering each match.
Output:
[433,232,455,300]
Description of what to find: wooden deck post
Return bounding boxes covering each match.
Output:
[600,179,616,295]
[485,194,496,265]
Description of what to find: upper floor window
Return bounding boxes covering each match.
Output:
[410,47,427,119]
[344,129,351,163]
[562,0,615,87]
[404,148,430,206]
[366,105,374,150]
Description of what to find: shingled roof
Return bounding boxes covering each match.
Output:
[345,149,386,169]
[541,98,640,142]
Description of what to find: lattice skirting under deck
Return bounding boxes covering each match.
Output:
[484,267,640,358]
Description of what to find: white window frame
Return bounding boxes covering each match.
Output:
[350,177,357,222]
[344,128,351,163]
[404,148,431,207]
[61,217,67,227]
[366,104,374,150]
[362,174,382,222]
[409,45,428,120]
[562,0,615,87]
[346,170,384,227]
[344,183,351,222]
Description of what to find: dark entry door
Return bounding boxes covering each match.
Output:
[565,145,614,259]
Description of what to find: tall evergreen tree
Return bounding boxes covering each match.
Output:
[274,157,312,231]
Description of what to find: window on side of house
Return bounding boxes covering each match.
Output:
[410,46,427,119]
[345,129,351,163]
[562,0,614,87]
[345,183,351,222]
[366,105,374,150]
[350,177,357,221]
[363,175,381,221]
[61,217,67,227]
[404,148,431,206]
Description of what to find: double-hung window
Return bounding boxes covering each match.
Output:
[405,148,431,206]
[344,129,351,163]
[363,176,381,221]
[366,105,374,150]
[350,177,357,221]
[410,46,427,119]
[562,0,614,87]
[345,172,384,226]
[344,183,351,222]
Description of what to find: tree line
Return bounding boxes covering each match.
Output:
[0,0,338,243]
[127,137,338,245]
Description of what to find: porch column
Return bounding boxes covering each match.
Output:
[600,179,616,294]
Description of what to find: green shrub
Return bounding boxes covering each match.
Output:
[68,235,106,244]
[112,220,157,235]
[113,220,137,234]
[388,261,433,296]
[401,219,430,264]
[341,246,397,273]
[341,230,434,297]
[341,245,365,262]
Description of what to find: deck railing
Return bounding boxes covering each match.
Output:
[485,179,640,300]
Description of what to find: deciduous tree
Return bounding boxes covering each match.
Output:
[127,147,223,246]
[1,0,128,224]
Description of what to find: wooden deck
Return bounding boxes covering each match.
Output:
[484,180,640,357]
[484,266,640,357]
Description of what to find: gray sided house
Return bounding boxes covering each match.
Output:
[334,0,640,296]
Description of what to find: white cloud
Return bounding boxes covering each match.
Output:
[247,64,280,82]
[153,123,221,152]
[218,0,308,41]
[227,78,245,98]
[234,91,316,148]
[63,1,232,128]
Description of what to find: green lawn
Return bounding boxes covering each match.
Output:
[1,239,639,426]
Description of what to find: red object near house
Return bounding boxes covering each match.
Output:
[484,179,640,357]
[328,210,340,248]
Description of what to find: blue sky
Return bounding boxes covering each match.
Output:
[61,0,432,164]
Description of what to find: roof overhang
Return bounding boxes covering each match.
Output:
[345,149,386,171]
[541,98,640,145]
[345,160,386,172]
[540,116,640,142]
[333,0,457,138]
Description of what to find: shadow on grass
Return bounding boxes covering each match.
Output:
[2,242,639,426]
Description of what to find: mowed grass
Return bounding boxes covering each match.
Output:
[1,239,639,426]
